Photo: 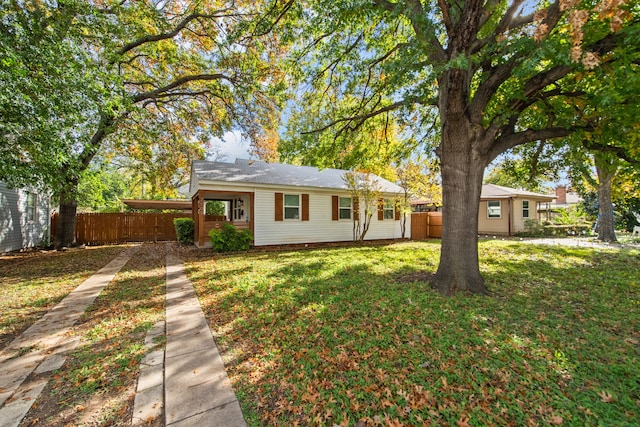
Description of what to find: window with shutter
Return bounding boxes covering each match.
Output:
[284,194,300,219]
[339,197,352,220]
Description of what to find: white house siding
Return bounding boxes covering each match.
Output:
[253,188,407,246]
[0,182,50,252]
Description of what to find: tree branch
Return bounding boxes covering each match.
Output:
[489,127,575,162]
[300,99,408,135]
[251,0,296,38]
[473,1,562,54]
[582,140,639,165]
[369,43,408,68]
[374,0,446,63]
[436,0,453,35]
[313,32,364,83]
[116,9,237,56]
[131,73,235,103]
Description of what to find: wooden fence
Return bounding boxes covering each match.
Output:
[51,212,190,245]
[411,211,442,240]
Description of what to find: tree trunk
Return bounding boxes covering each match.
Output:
[431,69,489,295]
[53,181,79,249]
[432,149,488,294]
[595,160,617,242]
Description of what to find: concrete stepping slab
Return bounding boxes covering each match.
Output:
[168,401,247,427]
[0,245,138,424]
[0,377,48,427]
[164,255,246,427]
[132,383,164,426]
[132,321,165,427]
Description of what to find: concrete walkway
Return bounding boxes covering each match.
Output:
[0,245,138,427]
[0,247,246,427]
[519,237,640,249]
[163,255,246,427]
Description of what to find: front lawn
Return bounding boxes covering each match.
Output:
[185,240,640,426]
[0,246,127,348]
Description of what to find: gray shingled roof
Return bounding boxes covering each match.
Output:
[191,159,404,193]
[481,184,555,200]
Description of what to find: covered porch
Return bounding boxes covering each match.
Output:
[191,190,255,247]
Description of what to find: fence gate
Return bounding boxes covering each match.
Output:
[51,212,189,245]
[411,212,442,240]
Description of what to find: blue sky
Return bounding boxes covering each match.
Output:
[210,131,253,161]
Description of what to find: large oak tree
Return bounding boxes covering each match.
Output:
[286,0,640,294]
[0,0,287,248]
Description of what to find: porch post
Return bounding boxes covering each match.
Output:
[192,196,198,245]
[198,193,205,247]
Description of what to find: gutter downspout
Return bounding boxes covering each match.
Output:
[508,197,512,236]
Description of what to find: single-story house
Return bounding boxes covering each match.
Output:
[188,159,409,247]
[0,181,51,252]
[479,184,555,236]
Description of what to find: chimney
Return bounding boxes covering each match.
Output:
[555,185,567,205]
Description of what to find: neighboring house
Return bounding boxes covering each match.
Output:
[549,185,582,209]
[189,159,408,247]
[541,185,583,220]
[0,181,51,252]
[479,184,555,236]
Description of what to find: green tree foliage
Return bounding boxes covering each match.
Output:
[77,164,130,212]
[484,145,564,193]
[280,94,425,179]
[284,0,640,294]
[0,0,287,248]
[396,158,442,205]
[206,201,226,216]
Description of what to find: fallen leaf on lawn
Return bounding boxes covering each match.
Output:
[75,405,85,411]
[457,415,472,427]
[549,415,563,425]
[598,390,615,403]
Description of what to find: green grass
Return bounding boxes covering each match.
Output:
[17,244,166,427]
[185,240,640,426]
[0,246,127,348]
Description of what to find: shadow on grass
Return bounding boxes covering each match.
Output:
[0,246,130,349]
[20,243,166,427]
[187,240,640,426]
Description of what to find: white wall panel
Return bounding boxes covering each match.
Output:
[253,188,407,246]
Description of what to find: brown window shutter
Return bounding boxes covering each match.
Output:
[353,198,359,221]
[378,198,384,221]
[395,205,401,220]
[302,194,309,221]
[332,196,339,221]
[275,192,283,221]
